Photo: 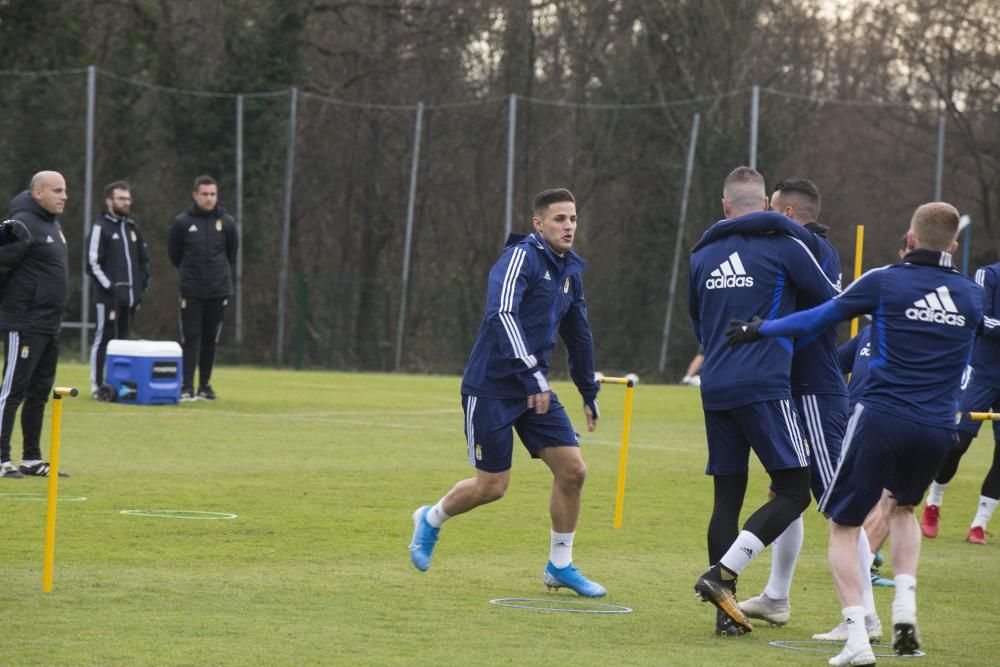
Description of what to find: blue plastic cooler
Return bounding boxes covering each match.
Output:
[105,340,183,405]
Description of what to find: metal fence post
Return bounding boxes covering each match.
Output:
[80,65,96,362]
[749,85,759,169]
[934,111,946,200]
[276,87,297,366]
[659,112,701,374]
[235,94,244,351]
[504,94,517,240]
[394,102,424,372]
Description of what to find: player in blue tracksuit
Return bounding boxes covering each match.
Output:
[838,326,872,411]
[920,260,1000,545]
[688,168,838,637]
[409,188,605,597]
[712,179,862,632]
[728,203,982,664]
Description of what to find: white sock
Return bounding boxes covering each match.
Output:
[426,500,451,528]
[764,515,803,600]
[926,481,947,507]
[550,530,574,568]
[719,530,766,576]
[857,528,876,617]
[972,495,999,529]
[842,605,869,645]
[21,459,41,466]
[893,574,917,624]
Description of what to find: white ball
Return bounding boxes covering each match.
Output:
[625,373,639,385]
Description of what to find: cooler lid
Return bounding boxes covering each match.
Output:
[106,340,183,357]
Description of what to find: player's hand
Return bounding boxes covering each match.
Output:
[583,400,598,432]
[527,390,551,415]
[726,316,764,347]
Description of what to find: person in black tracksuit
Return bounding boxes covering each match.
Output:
[0,172,70,478]
[168,174,238,401]
[87,181,150,397]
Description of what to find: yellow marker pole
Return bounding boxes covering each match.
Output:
[970,412,1000,421]
[850,225,865,338]
[43,386,78,593]
[596,374,636,528]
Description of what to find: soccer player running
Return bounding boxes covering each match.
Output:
[688,167,838,636]
[409,188,605,597]
[919,258,1000,545]
[727,203,982,665]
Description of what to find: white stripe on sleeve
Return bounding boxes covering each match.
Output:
[88,226,112,289]
[497,247,539,370]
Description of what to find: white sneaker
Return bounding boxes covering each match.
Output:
[0,461,24,479]
[739,592,790,625]
[813,615,882,642]
[828,641,876,666]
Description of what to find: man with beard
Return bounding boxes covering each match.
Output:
[87,181,150,398]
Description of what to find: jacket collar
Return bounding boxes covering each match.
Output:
[8,189,56,222]
[902,248,954,268]
[528,231,586,272]
[503,232,587,272]
[101,209,133,225]
[804,221,829,237]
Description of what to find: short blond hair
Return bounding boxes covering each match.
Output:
[910,202,960,251]
[723,166,766,214]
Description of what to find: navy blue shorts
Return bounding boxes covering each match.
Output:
[462,393,579,473]
[703,399,809,476]
[957,374,1000,439]
[820,404,954,526]
[794,394,848,502]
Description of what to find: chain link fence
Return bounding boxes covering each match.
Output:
[0,67,994,379]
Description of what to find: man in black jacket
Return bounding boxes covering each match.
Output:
[0,171,70,478]
[87,181,150,398]
[168,174,238,401]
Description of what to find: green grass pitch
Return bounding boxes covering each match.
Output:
[2,362,997,665]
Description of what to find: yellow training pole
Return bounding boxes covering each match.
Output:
[43,386,78,593]
[970,412,1000,421]
[596,374,636,528]
[850,225,865,338]
[614,381,635,529]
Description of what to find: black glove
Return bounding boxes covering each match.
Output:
[583,396,600,420]
[0,219,31,245]
[726,316,765,347]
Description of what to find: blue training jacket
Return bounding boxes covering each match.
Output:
[760,250,983,428]
[968,263,1000,388]
[461,232,600,406]
[837,325,872,411]
[689,211,838,410]
[694,211,846,397]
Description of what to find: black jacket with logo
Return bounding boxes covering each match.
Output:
[167,202,238,299]
[0,190,69,335]
[87,210,150,307]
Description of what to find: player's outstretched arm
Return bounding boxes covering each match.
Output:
[727,299,849,347]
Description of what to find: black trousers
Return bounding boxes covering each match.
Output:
[0,330,59,463]
[89,302,135,391]
[178,296,226,390]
